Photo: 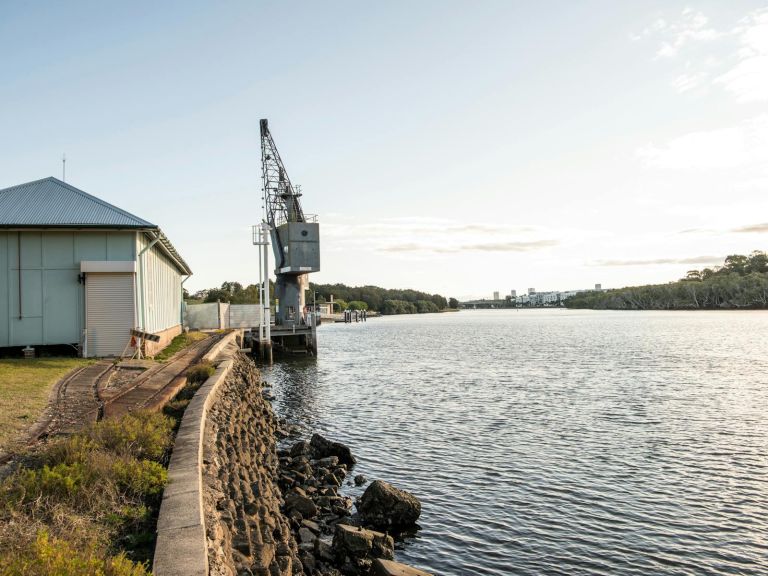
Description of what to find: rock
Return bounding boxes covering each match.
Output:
[313,455,340,468]
[301,519,321,534]
[372,558,434,576]
[284,491,318,518]
[298,527,316,544]
[332,524,394,562]
[310,433,356,467]
[357,480,421,529]
[354,474,367,486]
[290,440,311,457]
[299,549,316,573]
[315,538,335,562]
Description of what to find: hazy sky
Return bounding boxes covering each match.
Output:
[1,1,767,299]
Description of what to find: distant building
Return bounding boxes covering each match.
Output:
[510,289,517,298]
[595,283,602,291]
[0,177,191,357]
[528,288,536,295]
[493,291,500,300]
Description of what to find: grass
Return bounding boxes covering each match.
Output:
[0,410,175,574]
[152,331,208,362]
[0,358,94,450]
[162,361,215,422]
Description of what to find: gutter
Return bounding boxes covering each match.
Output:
[181,275,192,327]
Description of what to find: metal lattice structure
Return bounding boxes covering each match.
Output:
[260,119,305,227]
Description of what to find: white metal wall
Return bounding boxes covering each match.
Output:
[228,304,262,328]
[136,234,183,334]
[184,303,262,330]
[86,273,136,357]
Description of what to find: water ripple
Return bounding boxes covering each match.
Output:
[266,310,768,575]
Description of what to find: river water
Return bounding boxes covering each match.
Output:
[263,309,768,576]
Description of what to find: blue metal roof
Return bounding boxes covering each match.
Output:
[0,177,157,228]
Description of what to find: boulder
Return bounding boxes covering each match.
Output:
[284,491,318,518]
[354,474,367,486]
[357,480,421,529]
[290,440,311,457]
[310,433,357,467]
[332,524,394,562]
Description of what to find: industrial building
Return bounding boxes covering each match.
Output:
[0,177,191,357]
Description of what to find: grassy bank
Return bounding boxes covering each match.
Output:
[0,358,93,450]
[0,410,175,575]
[153,331,207,362]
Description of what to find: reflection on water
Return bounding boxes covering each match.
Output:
[263,309,768,576]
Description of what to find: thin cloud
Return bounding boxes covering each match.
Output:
[462,240,558,252]
[591,255,721,267]
[732,222,768,233]
[678,227,717,234]
[639,7,768,102]
[324,219,536,239]
[716,9,768,102]
[636,114,768,170]
[380,239,558,254]
[634,9,721,59]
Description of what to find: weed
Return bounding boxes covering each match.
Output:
[153,331,207,362]
[86,410,174,462]
[0,411,176,569]
[186,361,215,385]
[112,459,167,497]
[0,530,150,576]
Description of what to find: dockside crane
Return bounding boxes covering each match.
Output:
[257,119,320,357]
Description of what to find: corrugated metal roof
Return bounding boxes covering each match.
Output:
[0,177,157,228]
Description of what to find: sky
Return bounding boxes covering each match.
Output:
[1,1,767,300]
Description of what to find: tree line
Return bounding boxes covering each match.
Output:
[308,282,450,314]
[186,281,458,315]
[565,251,768,310]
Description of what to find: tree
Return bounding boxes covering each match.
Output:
[565,252,768,310]
[347,300,368,311]
[724,254,749,275]
[684,270,702,281]
[448,297,459,309]
[747,250,768,274]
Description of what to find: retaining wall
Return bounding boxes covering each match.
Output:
[153,331,238,576]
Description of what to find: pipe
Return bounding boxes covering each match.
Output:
[137,231,161,330]
[180,275,191,327]
[17,232,22,320]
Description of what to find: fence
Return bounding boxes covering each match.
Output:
[185,302,263,330]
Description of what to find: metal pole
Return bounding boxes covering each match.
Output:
[262,222,272,364]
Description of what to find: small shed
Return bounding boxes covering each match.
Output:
[0,177,192,357]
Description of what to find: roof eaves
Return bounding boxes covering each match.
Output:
[146,229,192,276]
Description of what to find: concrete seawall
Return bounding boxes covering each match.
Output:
[153,332,431,576]
[202,353,299,575]
[153,332,300,576]
[153,331,239,576]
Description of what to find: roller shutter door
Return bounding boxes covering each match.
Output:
[85,273,136,357]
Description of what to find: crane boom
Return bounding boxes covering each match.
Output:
[259,119,320,338]
[260,119,305,227]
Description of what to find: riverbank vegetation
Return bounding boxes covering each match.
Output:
[187,280,457,315]
[0,358,93,450]
[565,251,768,310]
[0,411,174,575]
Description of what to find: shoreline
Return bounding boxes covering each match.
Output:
[158,344,430,576]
